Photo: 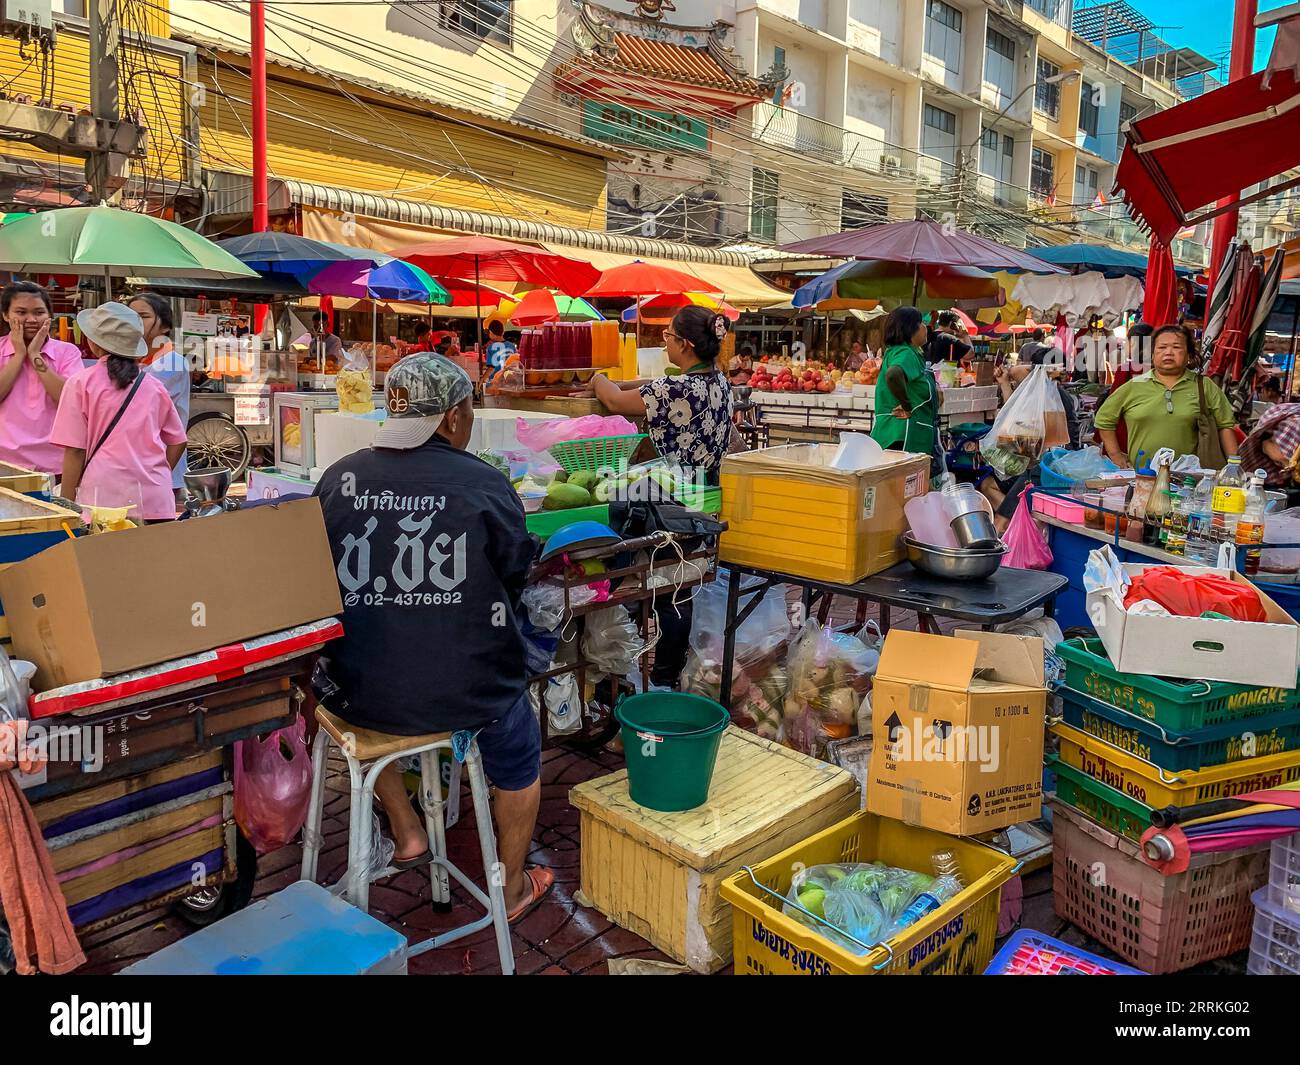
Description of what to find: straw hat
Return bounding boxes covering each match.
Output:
[76,302,148,359]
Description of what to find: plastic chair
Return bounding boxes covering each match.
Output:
[299,705,514,974]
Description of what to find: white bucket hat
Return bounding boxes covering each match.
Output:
[76,302,148,359]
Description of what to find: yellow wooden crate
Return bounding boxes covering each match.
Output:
[720,444,929,584]
[570,727,860,972]
[0,486,81,536]
[0,462,47,495]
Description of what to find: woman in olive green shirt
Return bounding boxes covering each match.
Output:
[1095,324,1238,469]
[871,306,939,460]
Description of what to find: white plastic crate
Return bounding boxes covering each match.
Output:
[1268,832,1300,916]
[1248,887,1300,976]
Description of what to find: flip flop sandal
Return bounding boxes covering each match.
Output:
[507,866,556,925]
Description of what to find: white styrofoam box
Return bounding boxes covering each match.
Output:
[1087,562,1300,688]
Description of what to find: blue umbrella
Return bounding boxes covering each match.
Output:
[215,232,381,274]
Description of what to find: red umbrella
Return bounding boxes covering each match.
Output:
[1207,250,1262,381]
[777,219,1064,274]
[1143,237,1178,326]
[585,260,721,297]
[393,235,599,370]
[439,276,511,308]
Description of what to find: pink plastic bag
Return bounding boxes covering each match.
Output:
[234,715,313,854]
[514,414,638,452]
[1004,490,1053,570]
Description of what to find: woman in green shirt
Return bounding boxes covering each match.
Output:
[871,306,939,460]
[1095,324,1238,469]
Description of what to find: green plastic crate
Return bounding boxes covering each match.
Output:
[1056,637,1300,731]
[548,435,646,475]
[525,503,612,539]
[1047,755,1151,843]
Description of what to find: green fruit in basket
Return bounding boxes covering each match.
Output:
[549,469,568,484]
[567,470,600,491]
[543,482,592,510]
[797,884,827,918]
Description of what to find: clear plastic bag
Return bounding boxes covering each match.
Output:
[582,605,645,677]
[1045,444,1118,483]
[514,414,639,452]
[1263,508,1300,575]
[521,582,566,631]
[986,366,1068,478]
[782,863,934,955]
[234,715,313,854]
[782,619,875,758]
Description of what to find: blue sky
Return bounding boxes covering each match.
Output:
[1079,0,1290,78]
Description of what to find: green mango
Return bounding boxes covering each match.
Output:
[549,469,568,484]
[567,470,600,491]
[542,482,592,510]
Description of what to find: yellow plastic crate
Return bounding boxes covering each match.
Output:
[1052,721,1300,810]
[718,811,1018,975]
[720,445,928,585]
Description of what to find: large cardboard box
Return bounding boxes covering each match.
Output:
[868,629,1046,835]
[570,727,859,972]
[0,498,342,689]
[1087,563,1300,689]
[720,444,929,584]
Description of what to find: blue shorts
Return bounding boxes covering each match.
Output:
[474,692,541,791]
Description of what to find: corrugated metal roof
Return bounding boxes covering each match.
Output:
[602,33,764,96]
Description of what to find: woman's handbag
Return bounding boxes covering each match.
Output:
[1196,374,1227,470]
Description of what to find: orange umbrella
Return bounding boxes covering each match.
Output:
[585,260,721,297]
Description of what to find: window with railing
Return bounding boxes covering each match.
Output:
[1035,58,1061,119]
[924,0,963,76]
[1031,147,1055,200]
[1079,82,1100,138]
[437,0,512,45]
[751,167,779,241]
[841,190,888,230]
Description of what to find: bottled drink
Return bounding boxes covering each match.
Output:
[1211,456,1246,542]
[1185,475,1216,563]
[1164,482,1190,557]
[1237,470,1267,576]
[890,850,965,934]
[1143,457,1172,547]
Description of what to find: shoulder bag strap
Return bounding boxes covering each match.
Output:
[84,371,146,468]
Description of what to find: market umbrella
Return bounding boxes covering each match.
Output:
[0,206,258,280]
[618,292,740,324]
[1207,248,1262,381]
[1244,247,1286,380]
[301,256,449,304]
[585,260,721,298]
[503,289,601,325]
[1143,237,1179,326]
[392,235,600,368]
[216,232,380,274]
[793,260,1002,310]
[778,219,1065,276]
[1201,238,1241,364]
[440,276,512,308]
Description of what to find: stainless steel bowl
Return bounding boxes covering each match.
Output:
[902,533,1007,580]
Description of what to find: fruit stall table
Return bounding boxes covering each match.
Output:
[748,385,999,441]
[716,561,1066,708]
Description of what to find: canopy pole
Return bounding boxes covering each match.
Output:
[475,255,484,391]
[912,264,920,305]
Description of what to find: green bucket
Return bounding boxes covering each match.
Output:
[615,692,729,812]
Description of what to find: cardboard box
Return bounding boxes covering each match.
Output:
[1088,563,1300,688]
[720,444,929,584]
[0,498,342,689]
[867,629,1046,835]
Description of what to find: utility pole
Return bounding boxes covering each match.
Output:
[86,0,120,208]
[251,0,269,332]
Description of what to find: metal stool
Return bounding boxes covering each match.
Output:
[299,706,514,974]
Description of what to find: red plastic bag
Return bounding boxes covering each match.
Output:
[1123,567,1267,622]
[1004,491,1053,570]
[234,715,313,854]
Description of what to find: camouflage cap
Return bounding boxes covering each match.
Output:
[372,352,473,450]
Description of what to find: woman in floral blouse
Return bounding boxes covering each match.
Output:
[592,304,734,483]
[592,305,734,689]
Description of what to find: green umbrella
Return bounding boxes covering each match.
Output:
[0,206,258,279]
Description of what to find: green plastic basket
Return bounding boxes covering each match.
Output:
[547,434,646,474]
[525,503,611,539]
[1056,637,1300,731]
[1047,755,1152,842]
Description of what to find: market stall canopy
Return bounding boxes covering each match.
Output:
[0,207,258,279]
[794,260,1002,309]
[585,260,721,297]
[1115,69,1300,246]
[216,232,382,273]
[778,219,1064,274]
[392,235,600,297]
[1029,242,1195,279]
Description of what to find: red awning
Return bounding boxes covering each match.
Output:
[1116,69,1300,245]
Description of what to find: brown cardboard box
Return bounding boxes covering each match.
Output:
[0,498,342,689]
[867,629,1045,835]
[719,444,929,584]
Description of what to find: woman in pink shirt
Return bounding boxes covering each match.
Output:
[53,302,188,522]
[0,281,86,473]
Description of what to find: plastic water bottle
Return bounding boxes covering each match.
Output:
[1163,481,1190,557]
[1212,456,1246,543]
[1185,475,1216,562]
[1237,470,1267,577]
[890,851,965,934]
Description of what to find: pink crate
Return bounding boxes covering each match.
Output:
[1032,492,1086,524]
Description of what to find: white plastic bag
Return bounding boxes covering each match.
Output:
[544,673,583,734]
[985,366,1069,478]
[582,605,645,677]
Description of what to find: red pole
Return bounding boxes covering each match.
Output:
[1206,0,1258,295]
[251,0,269,332]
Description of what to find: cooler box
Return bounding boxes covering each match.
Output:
[570,727,859,972]
[719,444,929,584]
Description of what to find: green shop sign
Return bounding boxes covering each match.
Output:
[581,101,707,151]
